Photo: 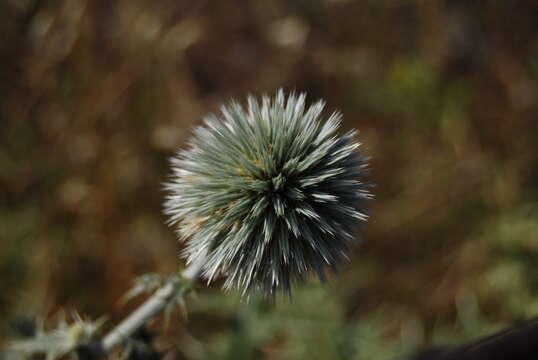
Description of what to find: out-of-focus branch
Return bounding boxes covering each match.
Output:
[411,317,538,359]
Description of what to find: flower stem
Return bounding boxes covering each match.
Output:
[101,256,205,353]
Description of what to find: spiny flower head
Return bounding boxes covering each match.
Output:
[164,90,371,298]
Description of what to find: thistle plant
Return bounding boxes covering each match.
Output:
[165,90,371,297]
[7,90,371,359]
[9,313,105,360]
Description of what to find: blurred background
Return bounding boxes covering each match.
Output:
[2,0,538,359]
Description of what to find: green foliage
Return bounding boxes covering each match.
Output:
[186,285,415,360]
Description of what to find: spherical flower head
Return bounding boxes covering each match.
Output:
[164,90,371,298]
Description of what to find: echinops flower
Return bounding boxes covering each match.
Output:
[164,90,371,298]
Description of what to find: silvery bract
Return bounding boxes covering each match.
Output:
[165,90,371,297]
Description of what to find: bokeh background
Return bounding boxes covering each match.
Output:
[2,0,538,359]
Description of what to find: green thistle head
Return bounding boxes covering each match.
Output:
[164,90,371,298]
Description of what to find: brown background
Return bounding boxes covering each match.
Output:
[2,1,538,359]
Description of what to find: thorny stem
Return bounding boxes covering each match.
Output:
[100,256,206,354]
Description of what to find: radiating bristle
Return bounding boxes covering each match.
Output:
[164,89,372,298]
